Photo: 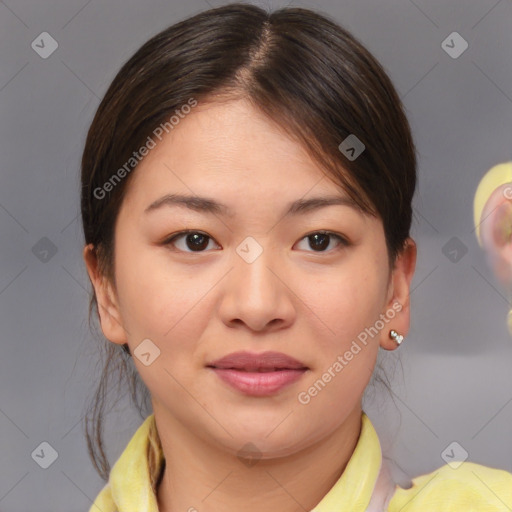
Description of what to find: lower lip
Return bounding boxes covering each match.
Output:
[210,368,307,396]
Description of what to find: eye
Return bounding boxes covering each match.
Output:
[163,230,349,254]
[163,230,220,253]
[295,231,349,253]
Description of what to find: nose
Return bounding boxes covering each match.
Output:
[218,242,296,333]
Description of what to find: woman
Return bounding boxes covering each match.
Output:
[81,3,512,510]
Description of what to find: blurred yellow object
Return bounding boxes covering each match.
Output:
[473,161,512,246]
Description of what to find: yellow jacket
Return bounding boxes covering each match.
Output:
[89,412,512,511]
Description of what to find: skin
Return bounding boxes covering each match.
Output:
[84,98,416,512]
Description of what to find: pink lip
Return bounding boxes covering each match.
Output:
[206,351,308,396]
[210,368,307,396]
[207,350,307,370]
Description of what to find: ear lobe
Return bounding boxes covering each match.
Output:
[380,238,417,351]
[83,243,128,345]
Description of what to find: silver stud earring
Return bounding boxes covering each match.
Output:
[389,330,404,346]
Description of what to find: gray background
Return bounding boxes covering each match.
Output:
[1,0,512,510]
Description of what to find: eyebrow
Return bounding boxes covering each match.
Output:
[144,193,359,217]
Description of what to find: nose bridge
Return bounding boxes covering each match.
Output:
[233,235,278,298]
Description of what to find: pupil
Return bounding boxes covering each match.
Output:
[186,233,208,251]
[310,233,329,251]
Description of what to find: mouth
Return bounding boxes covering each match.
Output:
[206,351,309,396]
[206,350,308,371]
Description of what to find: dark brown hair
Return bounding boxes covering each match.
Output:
[81,2,416,481]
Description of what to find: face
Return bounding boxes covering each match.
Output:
[85,98,415,458]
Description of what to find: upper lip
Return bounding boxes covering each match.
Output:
[207,351,308,371]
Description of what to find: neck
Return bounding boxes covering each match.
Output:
[154,405,363,512]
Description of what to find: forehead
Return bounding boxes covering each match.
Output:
[121,98,349,211]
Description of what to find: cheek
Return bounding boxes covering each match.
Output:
[113,245,216,400]
[300,262,386,352]
[113,236,211,345]
[293,257,385,403]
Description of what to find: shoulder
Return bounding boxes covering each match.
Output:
[88,482,116,512]
[387,461,512,511]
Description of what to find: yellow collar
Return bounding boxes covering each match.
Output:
[95,412,385,512]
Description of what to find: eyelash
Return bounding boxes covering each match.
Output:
[162,230,350,254]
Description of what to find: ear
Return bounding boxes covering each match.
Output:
[83,243,128,346]
[479,183,512,288]
[379,238,417,351]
